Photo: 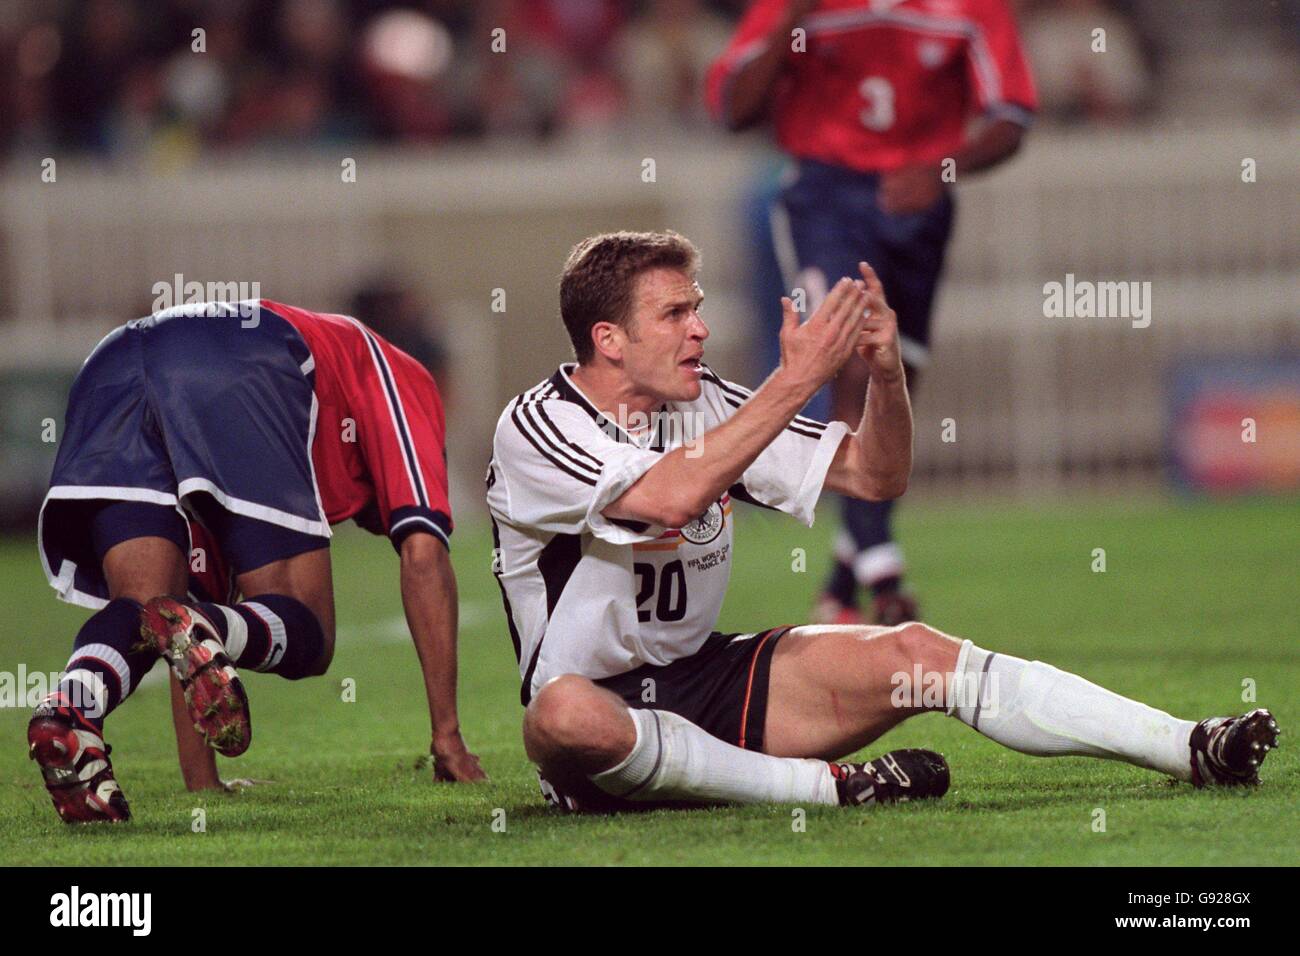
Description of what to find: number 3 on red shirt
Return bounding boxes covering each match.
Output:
[858,76,895,131]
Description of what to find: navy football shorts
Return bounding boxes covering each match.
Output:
[772,157,956,370]
[39,306,329,608]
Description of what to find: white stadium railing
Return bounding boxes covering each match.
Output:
[1,123,1296,511]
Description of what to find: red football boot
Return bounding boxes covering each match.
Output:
[871,590,920,627]
[139,596,252,757]
[811,594,868,626]
[28,695,130,823]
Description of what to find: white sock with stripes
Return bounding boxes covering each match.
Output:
[947,640,1195,780]
[590,707,839,805]
[59,650,120,722]
[195,600,290,672]
[53,598,155,724]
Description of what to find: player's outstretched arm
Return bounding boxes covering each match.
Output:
[880,121,1027,214]
[169,671,223,790]
[398,532,486,783]
[722,0,820,130]
[825,262,913,502]
[606,276,869,529]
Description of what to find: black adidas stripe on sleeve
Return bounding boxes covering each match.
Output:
[701,368,827,440]
[510,398,600,486]
[533,400,604,473]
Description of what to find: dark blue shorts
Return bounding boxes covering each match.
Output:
[39,305,330,608]
[772,158,956,370]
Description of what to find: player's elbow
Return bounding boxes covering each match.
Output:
[619,480,713,529]
[400,531,450,577]
[995,119,1027,159]
[717,85,764,132]
[1004,130,1026,160]
[652,488,718,530]
[723,108,754,133]
[724,101,764,132]
[657,502,704,531]
[858,473,908,502]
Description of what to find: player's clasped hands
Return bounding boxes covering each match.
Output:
[853,261,905,383]
[778,274,869,393]
[778,261,902,396]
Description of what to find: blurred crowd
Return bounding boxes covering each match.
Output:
[0,0,742,160]
[0,0,1295,160]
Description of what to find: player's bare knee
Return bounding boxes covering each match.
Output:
[892,622,960,672]
[524,674,596,753]
[523,674,632,767]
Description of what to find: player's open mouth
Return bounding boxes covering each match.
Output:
[680,356,703,375]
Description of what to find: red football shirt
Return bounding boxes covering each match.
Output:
[178,300,451,601]
[260,299,452,546]
[706,0,1037,173]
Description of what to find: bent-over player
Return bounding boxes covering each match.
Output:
[31,299,484,823]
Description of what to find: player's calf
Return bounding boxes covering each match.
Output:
[945,640,1283,788]
[25,596,163,824]
[191,594,330,679]
[137,589,331,758]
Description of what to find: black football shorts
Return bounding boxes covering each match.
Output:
[538,625,793,813]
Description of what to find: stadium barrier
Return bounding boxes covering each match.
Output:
[1,123,1296,518]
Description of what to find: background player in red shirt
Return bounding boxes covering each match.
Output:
[708,0,1036,624]
[30,299,485,822]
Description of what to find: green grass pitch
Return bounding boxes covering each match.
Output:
[1,496,1295,865]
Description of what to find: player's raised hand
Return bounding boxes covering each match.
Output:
[777,276,871,398]
[854,262,904,383]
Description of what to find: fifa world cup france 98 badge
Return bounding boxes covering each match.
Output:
[680,501,725,545]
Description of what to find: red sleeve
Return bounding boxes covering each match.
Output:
[704,0,796,124]
[966,0,1038,126]
[351,330,453,551]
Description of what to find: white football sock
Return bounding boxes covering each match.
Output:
[590,707,839,805]
[947,639,1195,780]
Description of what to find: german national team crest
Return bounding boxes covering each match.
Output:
[679,501,724,545]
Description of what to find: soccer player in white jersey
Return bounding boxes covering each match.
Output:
[486,231,1278,811]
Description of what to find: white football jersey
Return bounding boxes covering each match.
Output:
[486,363,849,703]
